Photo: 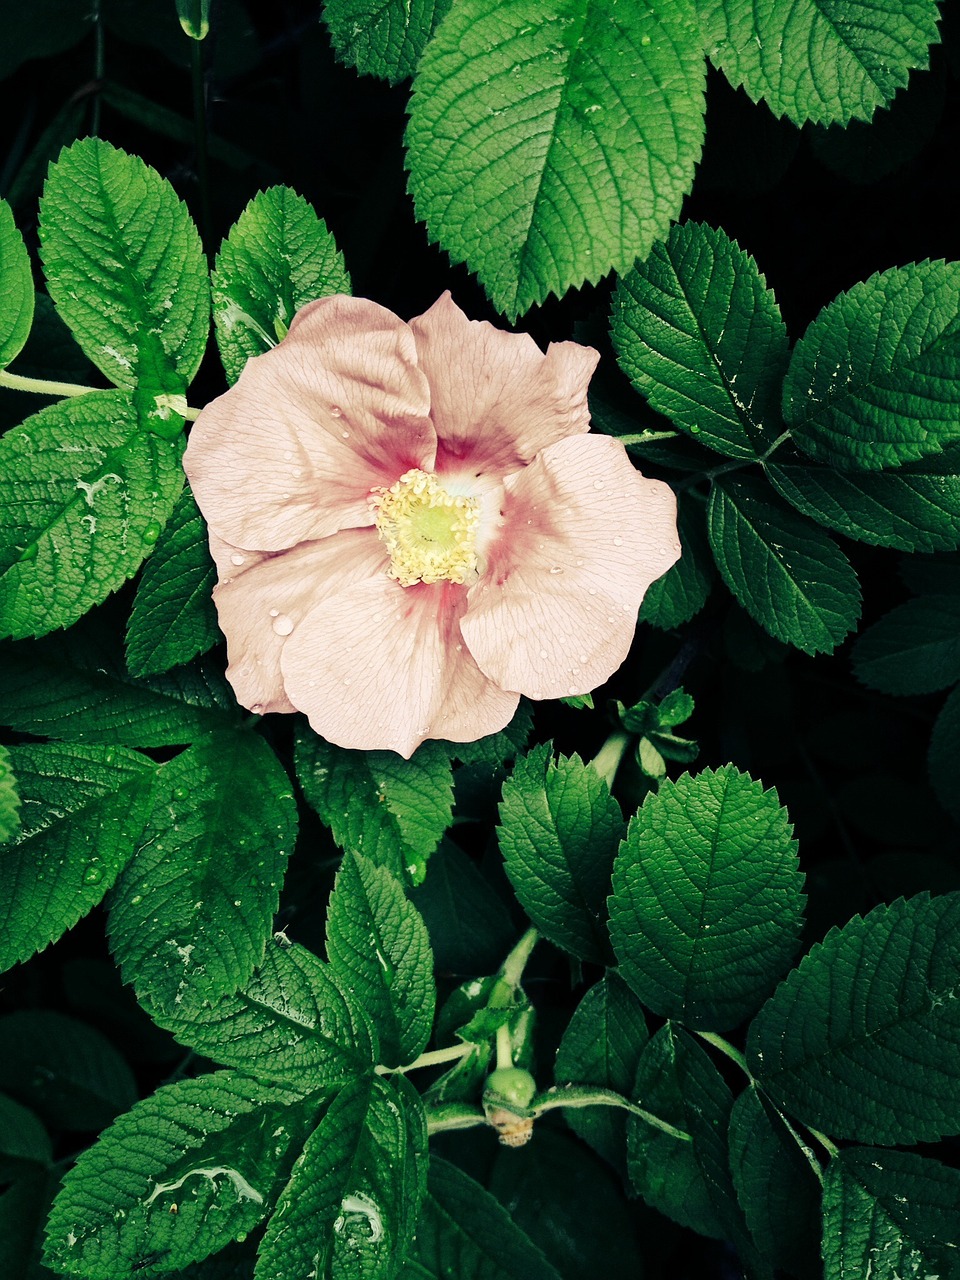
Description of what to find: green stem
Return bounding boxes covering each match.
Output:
[190,36,212,255]
[0,369,202,420]
[495,1023,514,1072]
[676,429,793,493]
[696,1030,751,1077]
[590,729,631,790]
[375,1042,475,1077]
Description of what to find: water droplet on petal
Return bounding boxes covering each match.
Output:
[341,430,350,439]
[549,566,563,575]
[613,536,623,546]
[539,648,548,659]
[272,614,294,636]
[588,587,597,596]
[269,608,280,617]
[330,405,343,417]
[230,553,245,566]
[593,479,603,489]
[250,703,264,715]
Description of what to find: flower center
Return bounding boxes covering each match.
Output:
[371,468,480,587]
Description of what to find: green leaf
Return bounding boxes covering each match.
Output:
[323,0,450,84]
[0,1094,53,1172]
[409,839,517,975]
[610,766,803,1030]
[638,494,714,629]
[212,186,350,384]
[126,485,219,676]
[707,475,861,653]
[327,854,435,1070]
[611,221,787,458]
[0,200,35,368]
[749,892,960,1144]
[0,391,185,640]
[108,730,296,1013]
[700,0,941,125]
[821,1147,960,1280]
[0,743,20,844]
[783,261,960,470]
[0,1011,135,1131]
[177,0,210,39]
[0,635,238,747]
[929,684,960,824]
[406,0,705,318]
[728,1087,822,1279]
[295,730,453,884]
[767,453,960,553]
[853,594,960,695]
[626,1024,723,1238]
[39,137,209,394]
[150,935,377,1086]
[554,972,648,1175]
[498,744,624,964]
[401,1157,563,1280]
[257,1075,425,1280]
[44,1071,321,1279]
[0,743,155,975]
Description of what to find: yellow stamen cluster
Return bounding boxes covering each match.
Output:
[371,469,480,587]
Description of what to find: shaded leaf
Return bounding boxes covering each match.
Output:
[853,594,960,695]
[323,0,450,84]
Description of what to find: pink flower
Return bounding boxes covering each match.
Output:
[184,294,680,758]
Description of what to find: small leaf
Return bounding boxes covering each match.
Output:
[39,137,209,394]
[0,1011,135,1131]
[610,766,803,1030]
[554,972,648,1175]
[0,391,185,640]
[295,729,453,884]
[406,0,705,318]
[700,0,941,125]
[498,744,625,963]
[783,261,960,470]
[256,1075,425,1280]
[150,935,377,1086]
[708,474,861,653]
[177,0,210,39]
[611,221,787,458]
[638,494,714,629]
[821,1147,960,1280]
[327,853,435,1069]
[0,199,35,368]
[749,892,960,1144]
[108,729,296,1013]
[767,453,960,553]
[0,743,20,843]
[323,0,450,84]
[402,1157,563,1280]
[0,743,155,974]
[212,186,350,384]
[126,485,220,676]
[44,1071,320,1279]
[853,594,960,695]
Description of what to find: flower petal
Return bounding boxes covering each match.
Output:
[210,528,388,716]
[409,292,599,479]
[185,296,435,552]
[280,577,519,758]
[461,435,681,700]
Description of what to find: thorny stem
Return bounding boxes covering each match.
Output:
[0,369,201,420]
[374,1042,475,1077]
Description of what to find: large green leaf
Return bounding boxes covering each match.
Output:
[256,1075,425,1280]
[610,766,803,1030]
[853,594,960,695]
[295,730,453,884]
[0,743,155,975]
[553,972,648,1175]
[767,453,960,553]
[39,137,209,395]
[0,200,34,368]
[498,744,624,964]
[322,0,450,84]
[150,936,377,1087]
[0,1011,136,1131]
[0,391,185,640]
[406,0,705,318]
[821,1147,960,1280]
[44,1071,321,1279]
[126,485,219,676]
[611,221,787,458]
[326,854,435,1070]
[212,186,350,385]
[108,730,296,1014]
[402,1158,563,1280]
[707,475,861,653]
[749,892,960,1144]
[699,0,942,125]
[783,261,960,471]
[637,494,714,630]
